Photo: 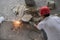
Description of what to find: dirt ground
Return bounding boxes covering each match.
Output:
[0,21,43,40]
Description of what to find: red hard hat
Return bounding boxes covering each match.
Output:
[39,6,50,16]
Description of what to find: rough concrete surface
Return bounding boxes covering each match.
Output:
[0,0,48,21]
[0,21,42,40]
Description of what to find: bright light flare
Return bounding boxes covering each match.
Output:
[13,20,23,28]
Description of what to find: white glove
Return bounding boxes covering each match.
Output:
[0,16,5,23]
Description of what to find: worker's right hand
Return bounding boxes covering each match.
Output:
[34,24,37,27]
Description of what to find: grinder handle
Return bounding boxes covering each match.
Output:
[29,21,37,27]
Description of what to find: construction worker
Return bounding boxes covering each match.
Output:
[34,6,60,40]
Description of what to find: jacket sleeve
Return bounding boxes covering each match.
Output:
[37,21,45,30]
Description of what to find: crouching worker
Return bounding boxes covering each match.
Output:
[34,6,60,40]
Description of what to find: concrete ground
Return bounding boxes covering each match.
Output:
[0,21,43,40]
[0,0,48,21]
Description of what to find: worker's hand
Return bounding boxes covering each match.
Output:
[34,24,37,27]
